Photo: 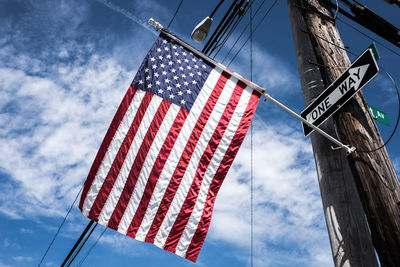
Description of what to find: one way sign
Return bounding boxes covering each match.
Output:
[301,48,379,136]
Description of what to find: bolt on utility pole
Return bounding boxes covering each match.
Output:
[288,0,400,266]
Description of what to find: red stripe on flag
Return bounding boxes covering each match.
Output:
[125,108,188,237]
[79,85,138,210]
[163,81,246,253]
[144,71,231,243]
[87,92,154,220]
[185,91,260,262]
[107,99,171,230]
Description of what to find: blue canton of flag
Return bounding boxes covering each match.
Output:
[132,35,212,110]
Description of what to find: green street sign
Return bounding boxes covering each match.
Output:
[368,105,389,126]
[368,43,380,61]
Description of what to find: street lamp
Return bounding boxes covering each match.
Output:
[191,0,224,43]
[191,17,213,43]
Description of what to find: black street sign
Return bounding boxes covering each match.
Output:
[301,48,379,136]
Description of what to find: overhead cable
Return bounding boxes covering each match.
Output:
[249,5,254,267]
[221,0,268,63]
[358,66,400,153]
[76,228,107,267]
[167,0,184,29]
[37,186,83,267]
[65,223,98,267]
[228,0,279,66]
[334,0,400,48]
[60,221,96,267]
[211,0,253,58]
[203,0,243,55]
[337,16,400,57]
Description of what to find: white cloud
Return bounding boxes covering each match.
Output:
[19,228,33,234]
[98,229,149,257]
[212,35,297,96]
[209,119,332,266]
[12,256,33,262]
[0,42,135,219]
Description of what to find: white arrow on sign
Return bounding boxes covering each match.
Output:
[306,64,369,124]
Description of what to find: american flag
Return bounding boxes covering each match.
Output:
[79,31,260,262]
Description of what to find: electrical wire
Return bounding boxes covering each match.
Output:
[205,0,247,56]
[228,0,279,66]
[332,0,339,20]
[304,6,346,77]
[76,228,107,267]
[210,0,225,18]
[167,0,184,29]
[221,0,268,64]
[203,0,239,54]
[249,5,254,267]
[61,221,96,267]
[211,1,253,58]
[358,66,400,153]
[337,16,400,57]
[37,186,83,267]
[65,223,98,267]
[209,8,242,56]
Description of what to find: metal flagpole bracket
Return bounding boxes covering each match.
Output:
[263,93,356,155]
[149,18,163,31]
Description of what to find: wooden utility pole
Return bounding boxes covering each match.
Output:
[304,1,400,266]
[288,0,400,266]
[287,1,378,266]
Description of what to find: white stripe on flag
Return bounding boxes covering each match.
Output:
[175,86,253,257]
[117,103,180,234]
[82,89,146,216]
[153,76,238,248]
[97,94,163,226]
[134,68,223,241]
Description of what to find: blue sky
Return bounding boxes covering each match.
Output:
[0,0,399,266]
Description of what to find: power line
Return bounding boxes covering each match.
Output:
[334,0,400,48]
[211,0,253,58]
[337,16,400,57]
[37,186,82,267]
[65,223,98,267]
[221,0,268,64]
[61,220,96,267]
[249,4,254,267]
[76,228,107,267]
[358,66,400,153]
[203,0,244,55]
[228,0,279,66]
[167,0,184,29]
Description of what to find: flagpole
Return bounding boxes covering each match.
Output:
[263,93,355,154]
[148,18,355,155]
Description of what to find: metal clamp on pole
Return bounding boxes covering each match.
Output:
[149,18,163,31]
[263,93,356,155]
